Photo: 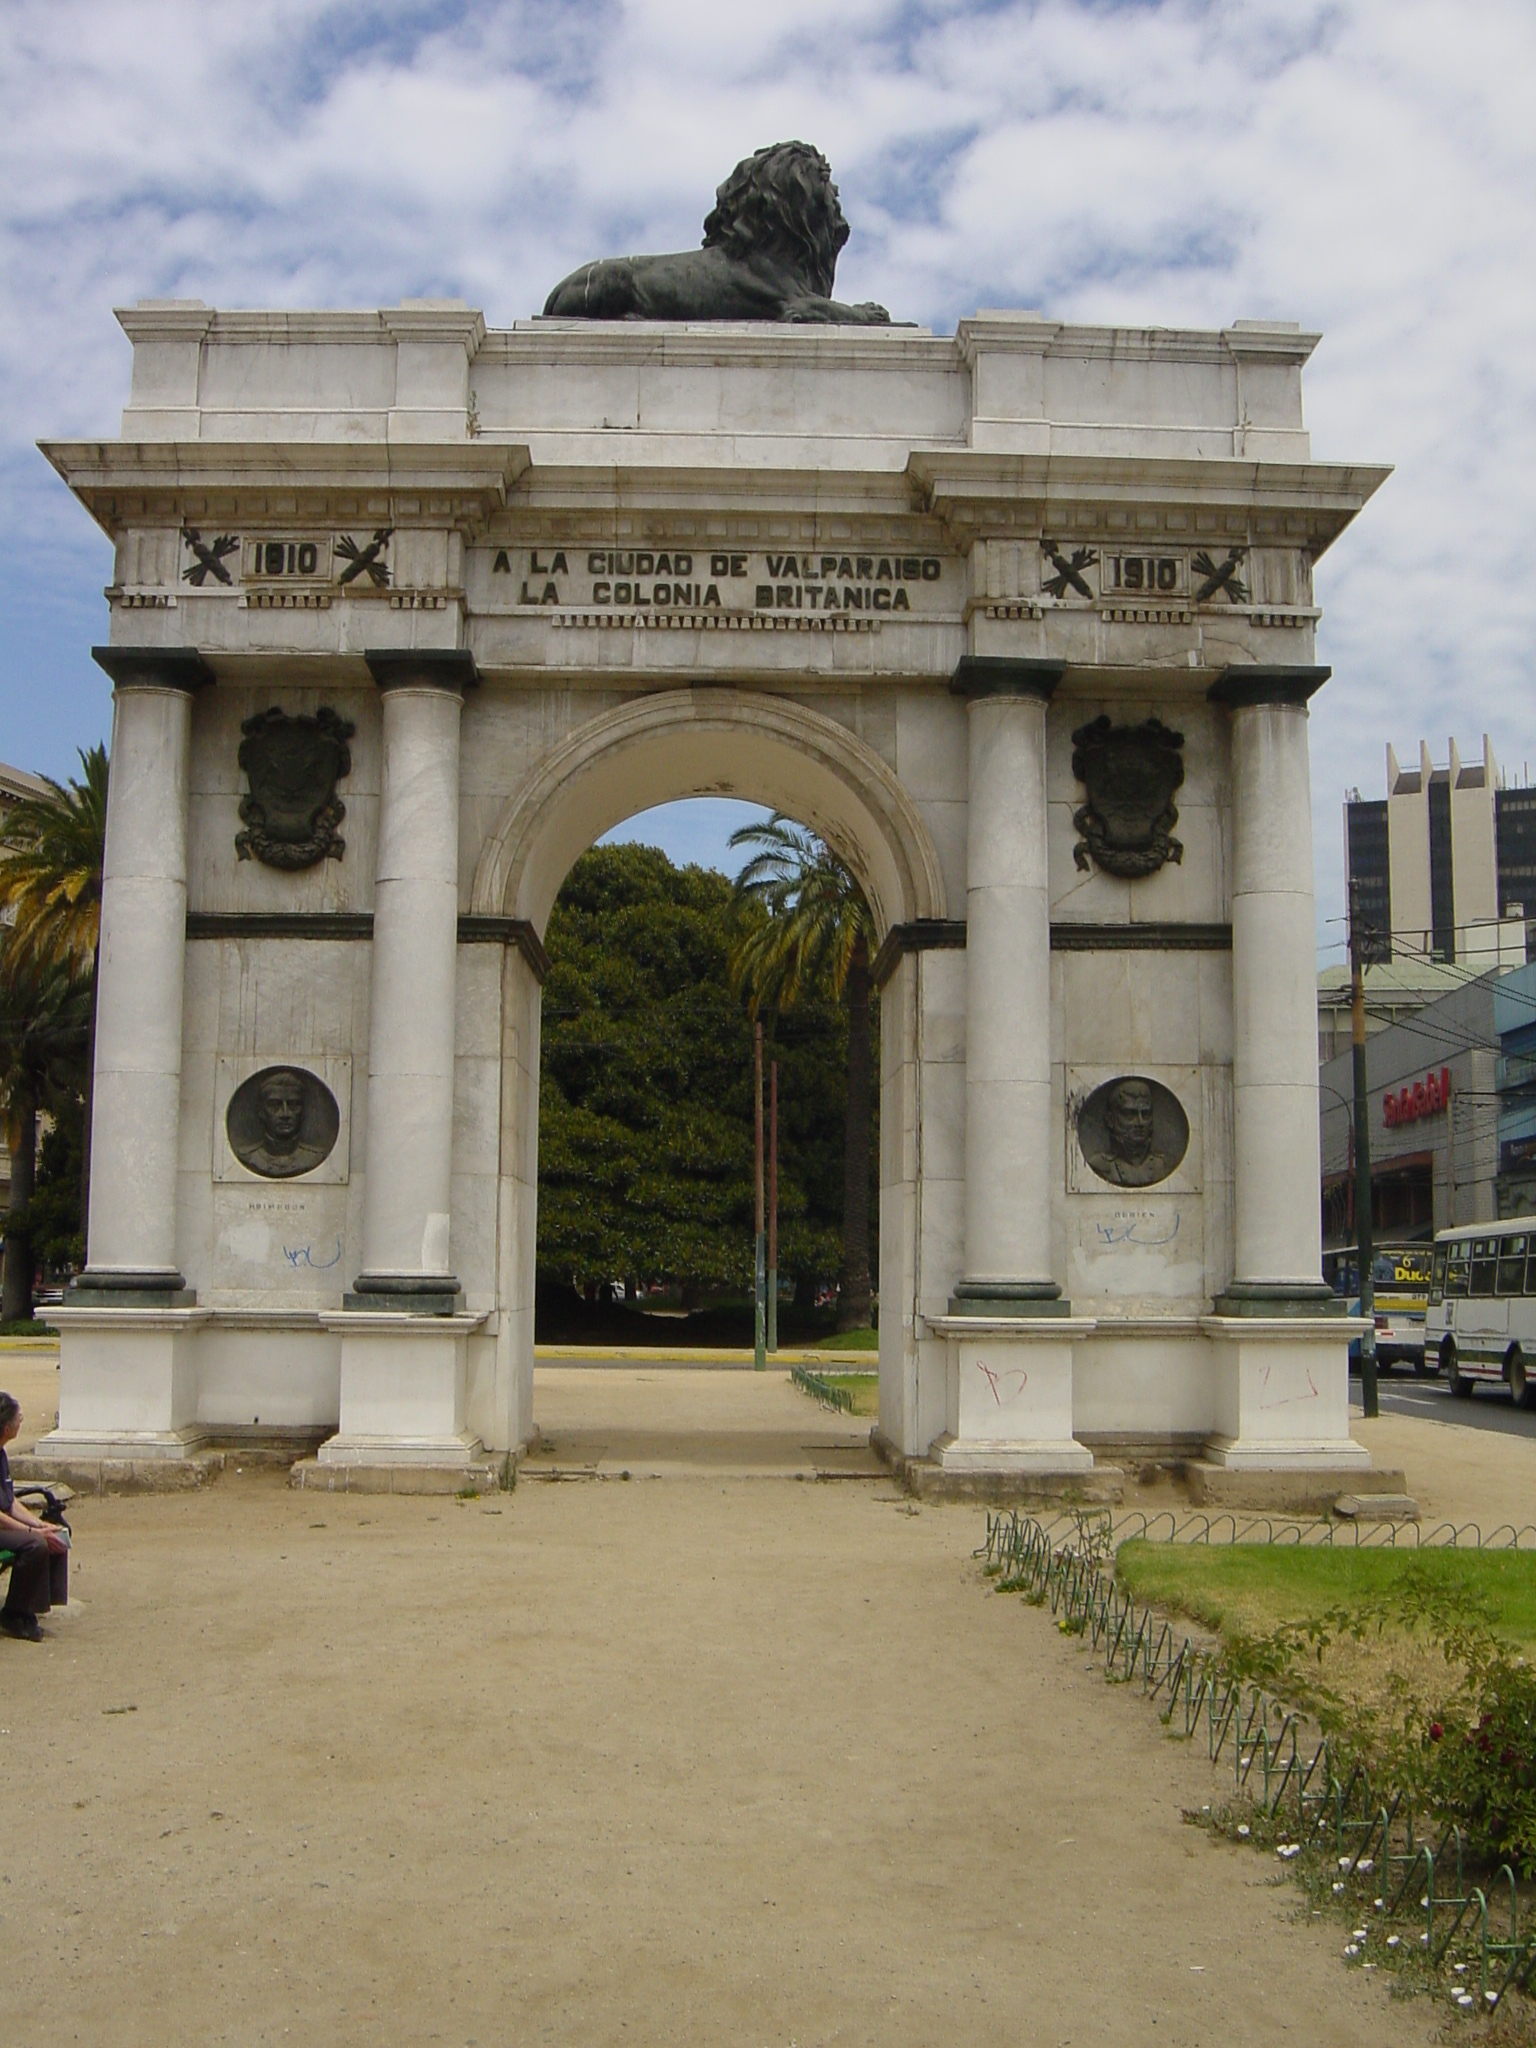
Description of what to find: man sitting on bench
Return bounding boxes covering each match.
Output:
[0,1393,68,1642]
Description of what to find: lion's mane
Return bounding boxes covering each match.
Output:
[701,142,850,299]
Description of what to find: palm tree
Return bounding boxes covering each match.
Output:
[0,946,91,1322]
[730,816,875,1330]
[0,745,108,1242]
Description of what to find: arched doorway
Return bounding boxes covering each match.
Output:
[469,687,949,1459]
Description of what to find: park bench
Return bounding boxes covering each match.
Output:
[0,1484,70,1591]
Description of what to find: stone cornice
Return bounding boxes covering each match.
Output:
[38,441,529,538]
[484,322,952,370]
[907,450,1392,558]
[954,315,1321,369]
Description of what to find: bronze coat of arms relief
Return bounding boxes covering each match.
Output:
[235,705,356,869]
[1070,715,1185,879]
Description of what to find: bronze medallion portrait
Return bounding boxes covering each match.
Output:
[1076,1075,1189,1190]
[225,1065,340,1179]
[235,705,355,870]
[1070,715,1185,878]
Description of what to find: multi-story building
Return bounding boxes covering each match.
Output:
[1343,737,1534,968]
[1319,970,1500,1250]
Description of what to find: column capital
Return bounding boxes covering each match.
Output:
[1208,665,1331,710]
[92,647,214,693]
[365,649,479,694]
[950,656,1066,702]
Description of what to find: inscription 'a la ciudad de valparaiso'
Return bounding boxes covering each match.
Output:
[493,546,950,612]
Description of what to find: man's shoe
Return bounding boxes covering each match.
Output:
[0,1612,42,1642]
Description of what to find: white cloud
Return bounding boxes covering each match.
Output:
[1,0,1531,933]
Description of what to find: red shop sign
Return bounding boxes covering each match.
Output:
[1383,1067,1451,1128]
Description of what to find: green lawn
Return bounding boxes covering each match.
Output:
[789,1367,879,1416]
[812,1327,878,1353]
[1115,1540,1536,1649]
[820,1372,878,1416]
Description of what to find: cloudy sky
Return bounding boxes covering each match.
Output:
[2,0,1531,958]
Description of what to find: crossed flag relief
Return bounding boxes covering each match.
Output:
[334,529,392,588]
[181,529,238,586]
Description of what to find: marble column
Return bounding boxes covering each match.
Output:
[73,647,212,1302]
[349,650,478,1311]
[1210,667,1336,1311]
[949,656,1068,1314]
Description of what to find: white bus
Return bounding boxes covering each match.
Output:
[1425,1219,1536,1406]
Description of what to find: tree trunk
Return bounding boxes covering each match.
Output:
[3,1085,37,1325]
[837,937,872,1329]
[79,942,98,1265]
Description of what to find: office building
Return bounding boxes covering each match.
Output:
[1343,737,1533,968]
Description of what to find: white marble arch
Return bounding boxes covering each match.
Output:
[470,685,951,1458]
[470,685,948,935]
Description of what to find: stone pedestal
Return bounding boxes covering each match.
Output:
[1201,1316,1372,1470]
[929,1316,1097,1473]
[317,1311,487,1466]
[38,1307,209,1460]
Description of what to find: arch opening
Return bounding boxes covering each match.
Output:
[471,688,946,1465]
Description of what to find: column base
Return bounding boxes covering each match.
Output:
[345,1274,464,1316]
[1200,1314,1372,1471]
[67,1269,196,1309]
[928,1314,1097,1475]
[319,1309,487,1467]
[1212,1281,1344,1318]
[40,1305,209,1458]
[949,1280,1072,1318]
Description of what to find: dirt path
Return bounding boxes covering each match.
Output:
[9,1436,1442,2046]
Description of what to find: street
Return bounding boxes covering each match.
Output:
[1351,1367,1536,1439]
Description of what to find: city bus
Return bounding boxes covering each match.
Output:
[1324,1245,1433,1374]
[1424,1220,1536,1406]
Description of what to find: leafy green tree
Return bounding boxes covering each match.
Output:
[0,946,90,1322]
[536,845,847,1298]
[0,745,108,1242]
[25,1092,85,1279]
[729,816,876,1329]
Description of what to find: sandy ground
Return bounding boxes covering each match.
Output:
[1353,1408,1536,1534]
[0,1358,1471,2047]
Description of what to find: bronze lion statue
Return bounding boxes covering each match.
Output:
[542,142,893,325]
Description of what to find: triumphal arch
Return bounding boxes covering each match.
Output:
[38,154,1388,1486]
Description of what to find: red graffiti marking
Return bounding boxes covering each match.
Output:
[1258,1364,1320,1410]
[976,1359,1029,1406]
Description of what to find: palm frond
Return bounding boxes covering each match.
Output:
[0,744,107,974]
[728,811,874,1014]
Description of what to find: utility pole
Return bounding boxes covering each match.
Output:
[1350,879,1379,1419]
[768,1058,779,1354]
[754,1020,766,1371]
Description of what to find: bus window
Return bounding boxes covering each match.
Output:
[1445,1241,1470,1295]
[1526,1245,1536,1295]
[1470,1238,1498,1296]
[1497,1235,1527,1295]
[1430,1245,1447,1304]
